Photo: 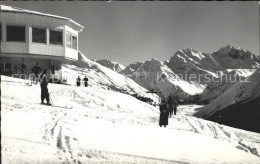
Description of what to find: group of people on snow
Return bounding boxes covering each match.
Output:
[28,63,90,105]
[76,76,89,87]
[159,96,179,127]
[31,62,178,126]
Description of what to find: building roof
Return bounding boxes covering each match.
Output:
[0,5,84,32]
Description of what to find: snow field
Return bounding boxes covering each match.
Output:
[1,75,260,163]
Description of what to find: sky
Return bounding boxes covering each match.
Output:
[1,1,259,66]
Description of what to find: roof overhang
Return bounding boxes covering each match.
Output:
[0,5,84,32]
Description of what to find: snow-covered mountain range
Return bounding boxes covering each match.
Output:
[2,45,260,163]
[122,58,205,100]
[118,45,260,101]
[120,61,144,76]
[95,59,126,72]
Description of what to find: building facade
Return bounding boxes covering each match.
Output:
[0,5,84,82]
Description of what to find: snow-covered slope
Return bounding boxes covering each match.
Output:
[126,58,205,100]
[120,61,144,76]
[194,69,260,132]
[62,54,159,104]
[95,59,125,72]
[199,69,256,103]
[2,76,260,163]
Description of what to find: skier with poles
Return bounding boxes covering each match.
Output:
[40,69,51,105]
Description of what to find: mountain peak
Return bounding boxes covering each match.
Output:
[216,45,253,57]
[96,59,125,72]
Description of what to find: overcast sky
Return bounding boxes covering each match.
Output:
[1,1,259,66]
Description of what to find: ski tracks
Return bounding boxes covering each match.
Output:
[43,109,82,163]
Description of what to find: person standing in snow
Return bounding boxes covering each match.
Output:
[172,99,179,115]
[76,76,81,86]
[83,76,88,87]
[159,100,169,127]
[32,63,42,84]
[40,69,51,105]
[168,96,173,117]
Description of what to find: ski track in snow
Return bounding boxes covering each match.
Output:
[1,76,260,163]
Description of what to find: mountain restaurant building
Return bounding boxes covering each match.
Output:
[0,5,84,82]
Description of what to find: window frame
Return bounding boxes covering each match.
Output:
[49,29,63,46]
[6,24,26,43]
[71,35,77,50]
[66,32,72,48]
[66,31,77,50]
[32,26,47,44]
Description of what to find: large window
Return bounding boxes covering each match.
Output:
[7,25,26,42]
[50,30,62,45]
[66,32,71,48]
[32,27,46,43]
[0,62,12,74]
[72,36,77,50]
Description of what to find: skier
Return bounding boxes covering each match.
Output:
[83,76,88,87]
[159,100,169,127]
[76,76,81,86]
[168,96,173,117]
[40,69,51,105]
[31,63,42,84]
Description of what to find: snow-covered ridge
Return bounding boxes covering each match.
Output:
[211,45,260,69]
[95,59,126,72]
[198,69,256,103]
[122,45,259,102]
[126,58,205,99]
[120,61,144,76]
[194,69,260,127]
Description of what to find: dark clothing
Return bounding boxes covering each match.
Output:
[41,85,50,103]
[14,65,19,74]
[76,77,81,86]
[168,98,173,117]
[159,104,169,127]
[83,77,88,87]
[40,73,49,103]
[172,101,178,115]
[21,64,26,74]
[173,107,177,115]
[32,66,42,83]
[32,65,42,74]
